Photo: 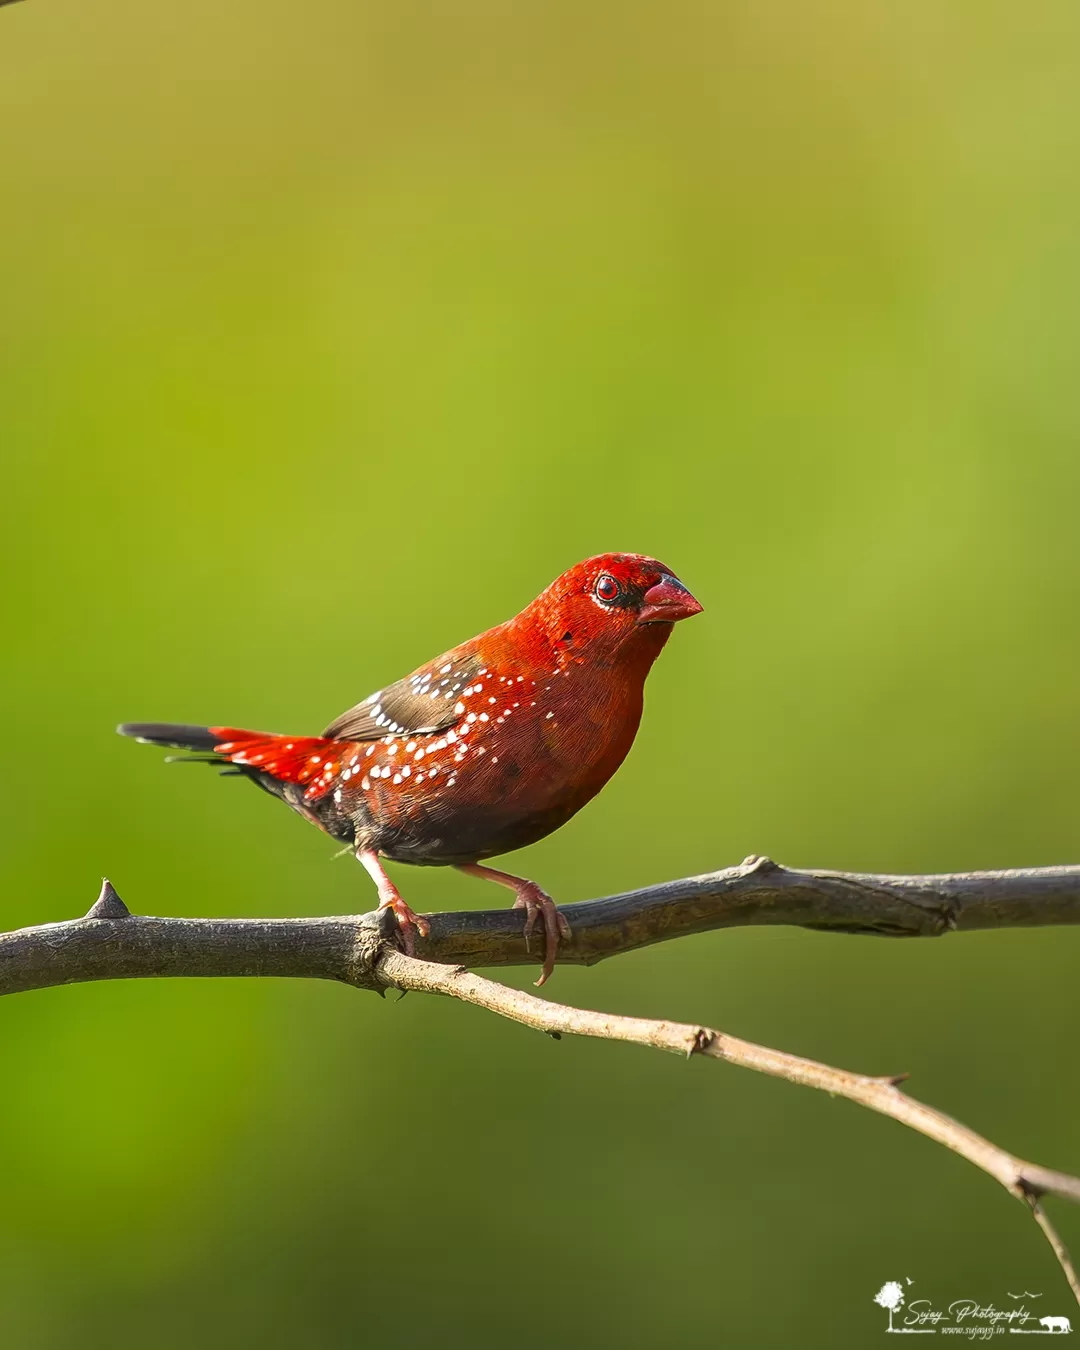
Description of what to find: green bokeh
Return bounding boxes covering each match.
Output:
[2,2,1078,1345]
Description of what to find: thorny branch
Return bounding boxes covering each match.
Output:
[2,857,1078,1302]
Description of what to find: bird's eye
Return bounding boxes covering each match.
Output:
[595,574,621,604]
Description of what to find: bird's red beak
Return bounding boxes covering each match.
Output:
[637,575,703,624]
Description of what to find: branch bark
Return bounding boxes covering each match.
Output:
[3,860,1078,1304]
[4,855,1080,996]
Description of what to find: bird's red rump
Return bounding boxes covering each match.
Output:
[209,727,346,800]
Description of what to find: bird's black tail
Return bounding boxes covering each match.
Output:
[118,720,346,811]
[117,723,221,753]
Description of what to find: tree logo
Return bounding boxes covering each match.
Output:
[873,1281,933,1334]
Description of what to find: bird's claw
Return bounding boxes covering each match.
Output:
[377,892,431,957]
[513,885,571,987]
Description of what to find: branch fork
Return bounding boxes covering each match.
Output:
[3,860,1078,1302]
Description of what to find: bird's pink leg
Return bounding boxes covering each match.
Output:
[356,848,430,956]
[457,863,571,986]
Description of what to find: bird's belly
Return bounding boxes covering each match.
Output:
[363,758,588,864]
[375,797,578,866]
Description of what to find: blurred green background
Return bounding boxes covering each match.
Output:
[2,1,1078,1345]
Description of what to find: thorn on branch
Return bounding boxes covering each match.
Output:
[886,1072,910,1087]
[688,1028,713,1058]
[85,879,131,921]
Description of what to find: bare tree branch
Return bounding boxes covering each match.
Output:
[374,946,1080,1299]
[3,856,1079,997]
[3,860,1078,1303]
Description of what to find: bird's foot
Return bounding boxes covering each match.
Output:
[376,889,431,956]
[512,883,572,987]
[455,862,571,985]
[356,848,431,956]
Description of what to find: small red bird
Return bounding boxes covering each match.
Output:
[120,554,702,983]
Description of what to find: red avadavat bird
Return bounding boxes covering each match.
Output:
[120,554,701,983]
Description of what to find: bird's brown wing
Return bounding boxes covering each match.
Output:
[323,650,487,741]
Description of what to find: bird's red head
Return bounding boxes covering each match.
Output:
[517,553,702,667]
